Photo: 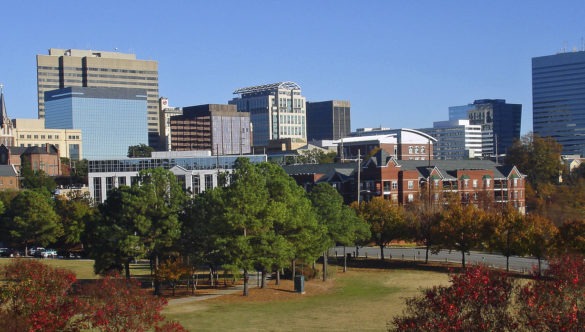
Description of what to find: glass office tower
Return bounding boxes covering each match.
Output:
[533,51,585,156]
[44,87,148,159]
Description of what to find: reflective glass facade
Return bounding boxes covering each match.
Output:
[45,87,148,159]
[533,51,585,156]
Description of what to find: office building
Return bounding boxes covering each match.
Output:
[13,119,82,160]
[337,129,436,161]
[159,97,183,151]
[306,100,351,141]
[449,99,522,158]
[419,119,483,160]
[533,51,585,156]
[229,81,307,148]
[44,87,148,159]
[36,49,159,147]
[169,104,251,154]
[88,152,267,203]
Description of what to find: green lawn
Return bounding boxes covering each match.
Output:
[0,258,152,280]
[164,268,450,332]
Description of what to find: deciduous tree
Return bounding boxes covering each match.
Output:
[390,265,517,332]
[438,197,489,268]
[355,197,407,260]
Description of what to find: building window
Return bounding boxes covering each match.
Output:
[48,135,53,139]
[204,174,213,191]
[383,181,390,191]
[408,146,413,154]
[408,181,414,189]
[485,179,491,188]
[118,177,126,187]
[472,179,478,188]
[131,176,139,186]
[407,194,414,202]
[463,179,469,188]
[192,175,200,194]
[41,135,45,139]
[34,135,38,139]
[93,177,102,203]
[26,135,31,139]
[433,179,440,188]
[106,177,114,193]
[392,181,398,190]
[19,135,24,139]
[513,178,518,187]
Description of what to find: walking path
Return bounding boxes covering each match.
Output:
[167,278,258,305]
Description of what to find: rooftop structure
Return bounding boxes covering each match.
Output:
[230,81,307,147]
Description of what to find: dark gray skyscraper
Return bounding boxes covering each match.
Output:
[533,51,585,156]
[306,100,351,141]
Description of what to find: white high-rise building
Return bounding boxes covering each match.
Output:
[419,119,482,160]
[229,82,306,148]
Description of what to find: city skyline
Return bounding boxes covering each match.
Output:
[1,1,585,135]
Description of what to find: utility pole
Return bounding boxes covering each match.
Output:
[357,149,361,203]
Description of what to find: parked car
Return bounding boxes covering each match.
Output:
[1,248,21,257]
[29,247,45,256]
[35,249,57,258]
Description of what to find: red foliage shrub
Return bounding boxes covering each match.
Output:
[0,260,187,332]
[517,254,585,331]
[390,265,517,332]
[0,259,87,332]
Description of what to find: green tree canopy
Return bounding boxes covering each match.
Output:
[3,190,61,255]
[127,143,154,158]
[505,133,563,190]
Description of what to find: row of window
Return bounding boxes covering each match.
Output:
[407,146,426,154]
[20,134,60,139]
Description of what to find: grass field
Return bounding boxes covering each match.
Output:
[0,258,152,280]
[163,267,450,332]
[0,258,451,331]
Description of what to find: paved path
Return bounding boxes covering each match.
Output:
[167,277,258,305]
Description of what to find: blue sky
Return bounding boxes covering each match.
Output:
[1,1,585,134]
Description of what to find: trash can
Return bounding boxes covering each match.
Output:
[294,275,305,294]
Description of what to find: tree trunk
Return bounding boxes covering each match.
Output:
[461,250,466,269]
[276,269,280,285]
[291,259,296,281]
[343,246,347,272]
[356,246,359,258]
[506,254,510,272]
[379,245,385,260]
[322,251,328,282]
[261,270,266,288]
[537,257,542,277]
[243,269,249,296]
[425,244,430,264]
[125,258,131,279]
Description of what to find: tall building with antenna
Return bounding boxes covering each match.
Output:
[36,49,160,148]
[533,51,585,156]
[229,82,307,148]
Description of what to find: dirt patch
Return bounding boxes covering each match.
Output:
[208,278,335,304]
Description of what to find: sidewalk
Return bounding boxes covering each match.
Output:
[167,280,257,305]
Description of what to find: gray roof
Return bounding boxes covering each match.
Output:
[392,160,522,179]
[282,162,357,182]
[0,165,17,177]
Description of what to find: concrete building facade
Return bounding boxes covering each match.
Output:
[419,119,483,160]
[170,104,251,155]
[229,82,307,148]
[36,49,160,147]
[13,119,82,160]
[44,87,148,159]
[340,129,436,161]
[88,153,267,203]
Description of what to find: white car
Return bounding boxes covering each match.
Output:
[37,249,58,258]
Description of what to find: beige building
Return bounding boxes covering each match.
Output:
[36,48,159,147]
[13,119,82,160]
